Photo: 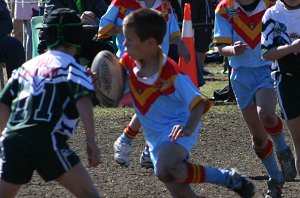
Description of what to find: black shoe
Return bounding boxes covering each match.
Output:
[227,168,255,198]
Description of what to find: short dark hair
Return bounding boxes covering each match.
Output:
[123,8,166,45]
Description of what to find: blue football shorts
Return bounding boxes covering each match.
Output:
[148,122,201,174]
[230,65,274,110]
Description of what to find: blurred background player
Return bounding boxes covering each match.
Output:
[182,0,215,86]
[0,8,101,198]
[213,0,296,197]
[98,0,190,168]
[13,0,40,60]
[0,0,25,79]
[38,0,114,66]
[120,8,255,197]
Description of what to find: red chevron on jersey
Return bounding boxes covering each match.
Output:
[112,0,142,19]
[120,53,178,115]
[112,0,171,21]
[216,0,270,49]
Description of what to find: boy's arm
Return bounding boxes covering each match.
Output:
[262,39,300,61]
[98,3,122,38]
[217,41,248,57]
[104,25,122,36]
[172,36,190,63]
[0,102,10,132]
[183,98,207,132]
[76,95,101,168]
[169,98,210,142]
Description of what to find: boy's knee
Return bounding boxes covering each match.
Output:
[156,166,177,183]
[258,111,276,126]
[252,136,266,147]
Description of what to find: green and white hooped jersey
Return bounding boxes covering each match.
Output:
[0,50,94,140]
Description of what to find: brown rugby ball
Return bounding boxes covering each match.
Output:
[91,50,125,107]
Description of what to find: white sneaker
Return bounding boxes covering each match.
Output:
[113,138,132,167]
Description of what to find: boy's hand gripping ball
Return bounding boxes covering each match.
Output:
[91,50,125,107]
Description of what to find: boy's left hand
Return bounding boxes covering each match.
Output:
[87,68,100,91]
[177,40,191,63]
[81,11,99,26]
[169,125,193,141]
[86,139,101,168]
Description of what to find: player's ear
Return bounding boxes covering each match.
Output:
[147,38,158,47]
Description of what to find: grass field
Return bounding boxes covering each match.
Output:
[12,63,300,197]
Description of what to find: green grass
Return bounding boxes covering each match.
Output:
[200,63,228,97]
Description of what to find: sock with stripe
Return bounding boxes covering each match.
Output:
[254,138,283,182]
[265,117,288,154]
[119,124,139,145]
[184,162,231,186]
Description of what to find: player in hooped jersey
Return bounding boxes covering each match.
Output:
[0,8,101,197]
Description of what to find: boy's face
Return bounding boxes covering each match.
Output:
[123,26,148,61]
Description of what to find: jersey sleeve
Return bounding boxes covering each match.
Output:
[168,8,181,41]
[67,63,95,102]
[213,6,233,45]
[98,2,120,39]
[261,9,275,56]
[0,76,18,108]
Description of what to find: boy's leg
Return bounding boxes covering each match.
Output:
[164,183,198,198]
[0,180,22,198]
[155,143,255,197]
[286,116,300,176]
[114,114,140,166]
[114,114,154,168]
[155,143,199,196]
[55,163,100,198]
[241,105,284,197]
[256,88,296,181]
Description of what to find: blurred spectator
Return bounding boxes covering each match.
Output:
[182,0,214,86]
[5,1,23,43]
[39,0,114,66]
[14,0,40,60]
[0,0,25,78]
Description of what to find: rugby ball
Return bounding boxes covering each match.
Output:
[91,50,125,107]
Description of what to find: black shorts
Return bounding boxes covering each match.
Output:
[194,29,212,53]
[276,73,300,120]
[0,132,80,184]
[182,0,214,52]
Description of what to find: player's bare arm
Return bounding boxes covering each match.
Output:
[76,95,101,168]
[217,41,248,57]
[0,102,10,132]
[172,36,191,63]
[263,39,300,61]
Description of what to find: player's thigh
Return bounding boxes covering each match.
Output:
[241,105,269,140]
[156,142,188,170]
[55,163,100,198]
[287,116,300,148]
[0,179,22,198]
[256,88,277,115]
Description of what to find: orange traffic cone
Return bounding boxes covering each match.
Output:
[177,3,198,87]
